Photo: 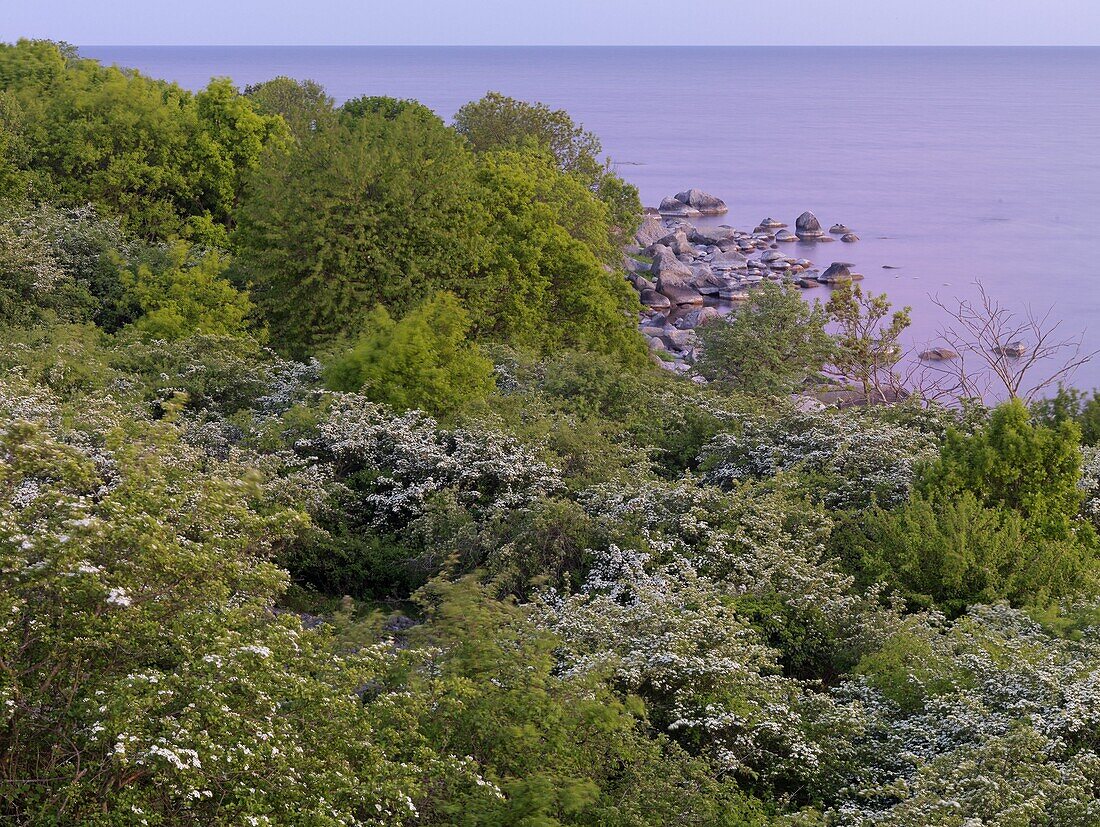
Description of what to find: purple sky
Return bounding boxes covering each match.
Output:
[3,0,1100,46]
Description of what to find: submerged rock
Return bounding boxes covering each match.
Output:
[829,224,852,235]
[919,347,958,361]
[841,233,860,243]
[993,341,1028,358]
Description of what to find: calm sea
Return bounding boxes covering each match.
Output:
[82,46,1100,390]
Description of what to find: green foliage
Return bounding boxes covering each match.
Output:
[340,94,436,124]
[918,398,1088,538]
[454,92,641,240]
[834,492,1096,615]
[1031,383,1100,446]
[244,75,335,141]
[408,578,772,826]
[695,281,833,396]
[119,241,255,340]
[325,293,495,416]
[234,104,488,357]
[0,40,288,243]
[0,204,95,327]
[0,385,422,823]
[455,91,606,182]
[472,148,645,363]
[826,282,911,403]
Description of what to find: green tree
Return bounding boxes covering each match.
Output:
[835,492,1095,615]
[0,40,287,243]
[918,398,1087,537]
[454,92,641,242]
[472,147,646,363]
[233,105,489,357]
[325,292,495,416]
[120,241,255,340]
[244,75,335,141]
[826,282,911,404]
[695,282,833,396]
[1031,384,1100,446]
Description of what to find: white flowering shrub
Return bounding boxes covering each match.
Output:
[1080,445,1100,529]
[811,604,1100,824]
[537,545,833,786]
[699,410,939,510]
[310,393,561,529]
[0,380,425,823]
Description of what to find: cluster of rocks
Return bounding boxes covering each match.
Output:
[625,194,863,369]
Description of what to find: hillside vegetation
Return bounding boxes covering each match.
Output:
[3,40,1100,826]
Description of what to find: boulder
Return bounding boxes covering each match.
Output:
[775,229,799,243]
[819,262,852,283]
[796,211,825,241]
[661,328,697,351]
[919,347,958,361]
[761,250,785,262]
[658,196,702,217]
[841,233,860,243]
[639,289,671,310]
[690,225,737,245]
[675,305,722,329]
[648,229,695,257]
[829,224,852,235]
[635,214,666,248]
[630,274,656,291]
[688,264,723,289]
[649,245,693,280]
[798,278,821,288]
[674,188,728,215]
[759,217,787,229]
[993,341,1028,358]
[710,249,748,267]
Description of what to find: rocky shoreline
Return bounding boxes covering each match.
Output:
[623,190,865,373]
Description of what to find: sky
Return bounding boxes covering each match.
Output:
[3,0,1100,46]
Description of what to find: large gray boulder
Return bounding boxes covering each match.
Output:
[675,189,728,215]
[796,211,826,241]
[659,196,702,217]
[649,245,693,280]
[709,249,748,269]
[675,306,722,329]
[639,289,672,310]
[648,229,695,257]
[690,225,737,245]
[819,262,852,283]
[635,214,666,248]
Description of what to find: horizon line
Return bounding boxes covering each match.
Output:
[72,42,1100,49]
